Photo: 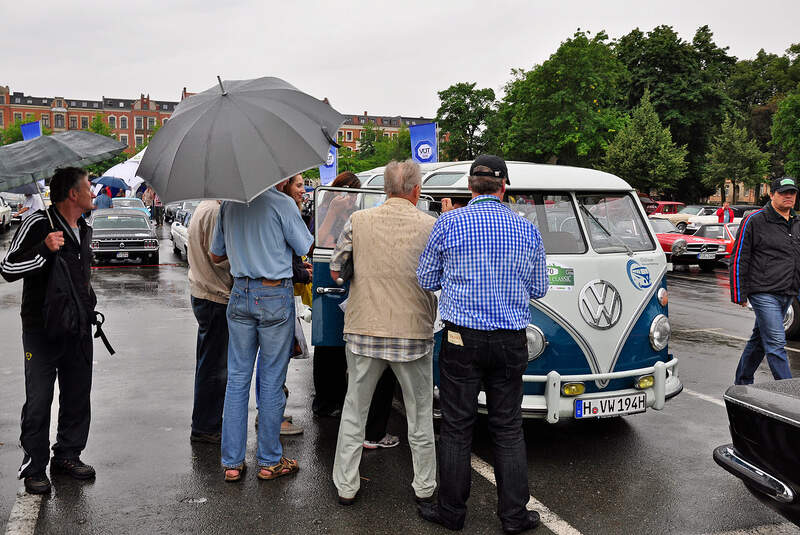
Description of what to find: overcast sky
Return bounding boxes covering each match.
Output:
[4,0,799,117]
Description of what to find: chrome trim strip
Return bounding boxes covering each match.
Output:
[716,446,795,503]
[522,356,678,382]
[723,394,800,429]
[529,298,601,378]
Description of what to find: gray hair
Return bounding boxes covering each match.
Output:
[384,159,421,196]
[468,165,504,194]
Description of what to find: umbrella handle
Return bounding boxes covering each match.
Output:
[321,127,341,149]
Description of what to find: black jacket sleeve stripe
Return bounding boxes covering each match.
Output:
[0,213,50,281]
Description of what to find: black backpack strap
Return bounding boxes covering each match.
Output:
[92,311,115,355]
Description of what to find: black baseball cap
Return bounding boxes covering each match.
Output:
[771,176,798,193]
[470,154,510,184]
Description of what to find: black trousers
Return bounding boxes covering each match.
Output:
[437,322,530,531]
[191,296,229,435]
[20,329,93,478]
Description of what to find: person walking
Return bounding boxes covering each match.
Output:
[416,155,548,534]
[330,160,438,505]
[716,201,734,223]
[0,167,99,494]
[730,176,800,384]
[210,186,313,482]
[187,200,233,444]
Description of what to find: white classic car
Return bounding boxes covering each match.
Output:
[0,196,12,232]
[170,211,192,260]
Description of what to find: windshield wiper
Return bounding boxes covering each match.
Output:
[579,205,634,256]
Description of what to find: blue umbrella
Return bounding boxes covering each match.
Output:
[92,176,130,190]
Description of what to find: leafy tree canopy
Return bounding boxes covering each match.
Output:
[704,116,769,203]
[771,87,800,178]
[0,117,53,145]
[435,82,496,160]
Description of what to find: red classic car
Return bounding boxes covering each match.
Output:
[649,217,728,272]
[692,222,740,260]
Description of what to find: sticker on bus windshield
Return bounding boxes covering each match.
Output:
[547,263,574,291]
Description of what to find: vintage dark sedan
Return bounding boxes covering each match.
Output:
[714,380,800,526]
[88,208,160,265]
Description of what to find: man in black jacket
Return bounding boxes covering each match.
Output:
[0,167,98,494]
[730,176,800,385]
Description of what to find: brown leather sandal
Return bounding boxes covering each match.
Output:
[257,457,299,480]
[224,463,246,482]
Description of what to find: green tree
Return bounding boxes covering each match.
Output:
[603,91,688,193]
[771,87,800,178]
[704,116,769,203]
[435,82,495,160]
[614,25,737,200]
[87,112,114,137]
[0,117,53,145]
[356,121,381,159]
[496,30,628,167]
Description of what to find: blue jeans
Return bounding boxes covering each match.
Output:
[735,293,794,385]
[221,278,294,468]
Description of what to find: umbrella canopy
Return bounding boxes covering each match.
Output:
[0,130,127,193]
[137,77,345,204]
[92,175,130,190]
[8,179,46,195]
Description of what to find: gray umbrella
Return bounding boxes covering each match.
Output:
[0,130,127,193]
[137,76,345,204]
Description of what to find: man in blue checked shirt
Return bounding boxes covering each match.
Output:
[416,155,547,534]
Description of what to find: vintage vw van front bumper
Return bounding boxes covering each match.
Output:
[472,356,682,423]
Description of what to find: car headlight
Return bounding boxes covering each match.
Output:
[649,314,670,351]
[526,325,547,361]
[671,239,687,257]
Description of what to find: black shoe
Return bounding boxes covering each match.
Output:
[190,431,222,444]
[503,511,541,534]
[50,457,96,480]
[417,502,462,531]
[23,473,51,494]
[415,494,435,504]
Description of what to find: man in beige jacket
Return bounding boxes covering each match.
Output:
[188,200,233,444]
[330,159,438,505]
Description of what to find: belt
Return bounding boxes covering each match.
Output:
[260,278,283,287]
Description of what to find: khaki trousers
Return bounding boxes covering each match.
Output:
[332,345,436,499]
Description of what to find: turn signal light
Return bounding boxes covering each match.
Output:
[635,375,655,390]
[658,288,668,307]
[562,383,585,396]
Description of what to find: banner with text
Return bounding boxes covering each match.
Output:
[21,121,42,140]
[409,123,438,164]
[319,145,338,185]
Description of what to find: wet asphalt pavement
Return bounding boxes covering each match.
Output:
[1,224,799,535]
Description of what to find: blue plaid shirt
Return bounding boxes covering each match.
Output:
[416,195,548,330]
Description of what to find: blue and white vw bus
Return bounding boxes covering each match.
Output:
[312,162,681,422]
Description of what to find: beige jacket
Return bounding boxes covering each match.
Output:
[343,197,437,339]
[188,201,233,304]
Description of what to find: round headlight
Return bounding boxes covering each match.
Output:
[526,325,547,361]
[671,238,687,257]
[649,314,671,351]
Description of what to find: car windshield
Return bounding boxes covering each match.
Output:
[575,193,655,253]
[696,225,725,239]
[113,199,145,208]
[649,218,680,233]
[678,205,703,214]
[424,172,464,187]
[728,224,739,237]
[505,193,586,254]
[93,215,150,230]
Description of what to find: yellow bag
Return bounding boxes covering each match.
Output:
[294,282,313,307]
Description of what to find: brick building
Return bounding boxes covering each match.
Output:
[0,85,177,152]
[334,109,437,153]
[704,179,770,205]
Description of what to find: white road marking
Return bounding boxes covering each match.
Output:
[675,328,800,354]
[674,328,723,334]
[683,388,726,408]
[3,489,41,535]
[470,454,583,535]
[702,523,800,535]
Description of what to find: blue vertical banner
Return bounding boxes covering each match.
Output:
[409,122,438,164]
[21,121,42,140]
[319,145,338,185]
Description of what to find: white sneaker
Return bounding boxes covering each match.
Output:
[363,434,400,449]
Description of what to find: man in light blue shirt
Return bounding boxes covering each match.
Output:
[210,186,313,482]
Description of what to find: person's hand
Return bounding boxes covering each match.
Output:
[739,299,748,308]
[304,262,313,279]
[441,198,454,213]
[45,231,64,252]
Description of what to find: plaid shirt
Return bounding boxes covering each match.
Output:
[344,333,433,362]
[416,195,548,331]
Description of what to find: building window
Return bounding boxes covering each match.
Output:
[120,116,128,129]
[162,104,168,110]
[346,131,353,141]
[135,117,143,129]
[26,113,34,120]
[162,118,168,125]
[135,135,144,147]
[69,116,77,129]
[0,111,4,126]
[55,114,65,128]
[383,133,389,138]
[108,116,116,128]
[41,115,49,128]
[147,117,155,129]
[14,97,21,103]
[26,99,32,104]
[81,117,89,129]
[337,130,343,141]
[0,95,4,104]
[93,102,98,108]
[42,99,47,104]
[13,112,22,122]
[120,134,128,146]
[70,101,76,106]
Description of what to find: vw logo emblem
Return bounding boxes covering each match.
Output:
[119,242,125,249]
[579,280,622,330]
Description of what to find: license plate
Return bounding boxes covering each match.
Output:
[116,252,129,258]
[574,393,646,419]
[697,252,715,259]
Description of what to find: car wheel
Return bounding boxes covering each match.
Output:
[784,298,800,340]
[699,261,716,273]
[676,222,687,233]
